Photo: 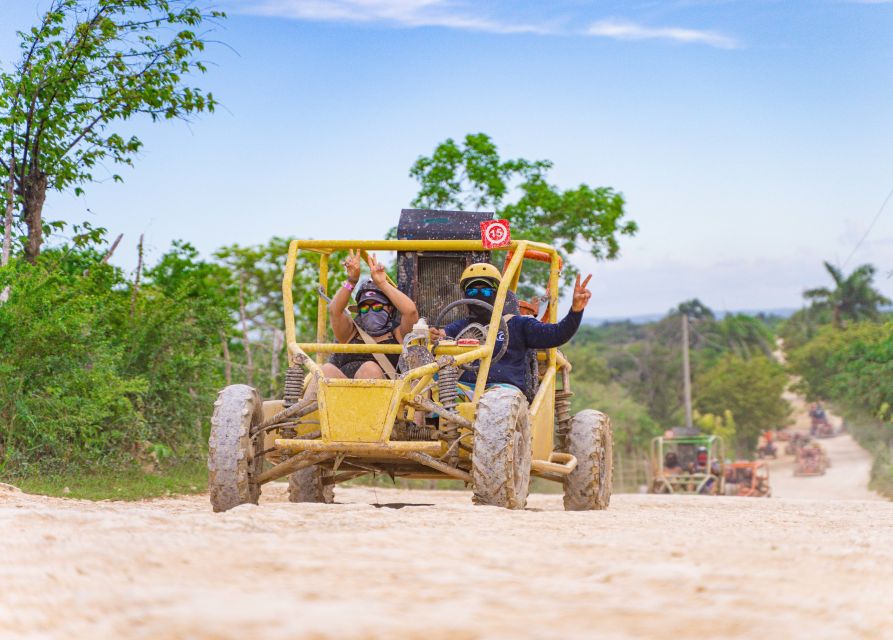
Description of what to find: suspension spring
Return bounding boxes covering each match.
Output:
[282,365,305,438]
[555,390,574,452]
[392,422,439,441]
[283,366,305,406]
[438,364,461,463]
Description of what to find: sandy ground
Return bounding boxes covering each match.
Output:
[2,389,891,639]
[2,485,892,639]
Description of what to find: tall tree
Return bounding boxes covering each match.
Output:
[0,0,224,261]
[804,262,890,328]
[408,133,637,292]
[695,353,790,451]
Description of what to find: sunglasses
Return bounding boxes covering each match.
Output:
[358,303,387,314]
[465,287,496,298]
[357,302,385,314]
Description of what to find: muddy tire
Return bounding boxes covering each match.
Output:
[472,387,531,509]
[208,385,265,512]
[563,410,613,511]
[288,466,334,503]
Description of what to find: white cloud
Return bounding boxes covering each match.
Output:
[232,2,740,47]
[236,0,551,34]
[587,18,738,49]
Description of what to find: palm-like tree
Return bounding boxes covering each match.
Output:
[804,262,891,328]
[707,314,773,359]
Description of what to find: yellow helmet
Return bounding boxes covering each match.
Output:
[460,263,502,288]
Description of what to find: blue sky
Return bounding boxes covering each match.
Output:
[2,0,892,316]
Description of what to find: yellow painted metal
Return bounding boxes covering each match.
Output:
[316,253,329,364]
[278,235,574,472]
[260,399,320,453]
[283,239,300,361]
[273,439,443,455]
[457,402,475,424]
[317,378,403,442]
[292,239,557,253]
[556,350,572,372]
[472,242,528,404]
[298,342,404,354]
[531,452,578,476]
[287,343,323,376]
[530,366,557,460]
[409,373,434,398]
[294,342,485,356]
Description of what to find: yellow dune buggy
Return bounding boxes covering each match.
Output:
[208,210,613,511]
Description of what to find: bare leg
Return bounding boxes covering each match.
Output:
[354,361,385,379]
[304,363,346,403]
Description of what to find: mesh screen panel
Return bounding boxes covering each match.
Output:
[417,256,466,324]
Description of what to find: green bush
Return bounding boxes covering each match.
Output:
[0,242,230,475]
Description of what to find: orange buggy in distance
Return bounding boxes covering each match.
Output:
[724,460,771,497]
[794,443,828,476]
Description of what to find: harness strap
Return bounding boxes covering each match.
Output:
[349,323,398,380]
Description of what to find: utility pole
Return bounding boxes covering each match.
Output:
[682,313,693,429]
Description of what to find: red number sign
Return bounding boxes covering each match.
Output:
[480,219,511,249]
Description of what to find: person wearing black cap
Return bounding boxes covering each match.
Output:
[321,249,419,381]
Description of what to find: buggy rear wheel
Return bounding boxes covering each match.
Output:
[288,466,335,503]
[208,385,265,512]
[472,387,531,509]
[563,410,613,511]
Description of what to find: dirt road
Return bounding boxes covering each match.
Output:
[3,374,891,639]
[769,389,882,501]
[2,480,892,640]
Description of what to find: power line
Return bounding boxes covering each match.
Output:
[842,184,893,268]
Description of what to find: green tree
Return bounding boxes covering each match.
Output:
[694,354,789,451]
[408,133,637,292]
[789,321,893,421]
[214,239,339,396]
[0,234,235,474]
[0,0,224,261]
[804,262,890,328]
[694,410,736,446]
[700,314,773,364]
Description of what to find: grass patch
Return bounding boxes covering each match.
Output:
[10,461,208,501]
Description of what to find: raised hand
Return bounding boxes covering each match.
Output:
[343,249,361,284]
[571,273,592,312]
[369,252,388,287]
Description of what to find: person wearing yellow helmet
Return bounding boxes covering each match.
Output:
[431,262,592,397]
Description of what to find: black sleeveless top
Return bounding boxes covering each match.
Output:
[328,326,400,371]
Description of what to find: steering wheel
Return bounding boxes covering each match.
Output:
[433,298,510,370]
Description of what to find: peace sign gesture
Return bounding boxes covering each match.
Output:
[368,252,388,287]
[343,249,361,284]
[571,273,592,312]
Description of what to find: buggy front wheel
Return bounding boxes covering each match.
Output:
[471,387,532,509]
[208,385,265,512]
[563,410,613,511]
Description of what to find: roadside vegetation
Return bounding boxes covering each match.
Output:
[1,3,888,501]
[783,263,892,497]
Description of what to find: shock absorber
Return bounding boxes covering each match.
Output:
[281,365,305,438]
[438,363,460,464]
[554,366,573,452]
[283,365,305,407]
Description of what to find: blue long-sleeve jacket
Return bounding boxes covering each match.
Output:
[444,309,583,392]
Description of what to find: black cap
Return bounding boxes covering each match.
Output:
[354,280,389,305]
